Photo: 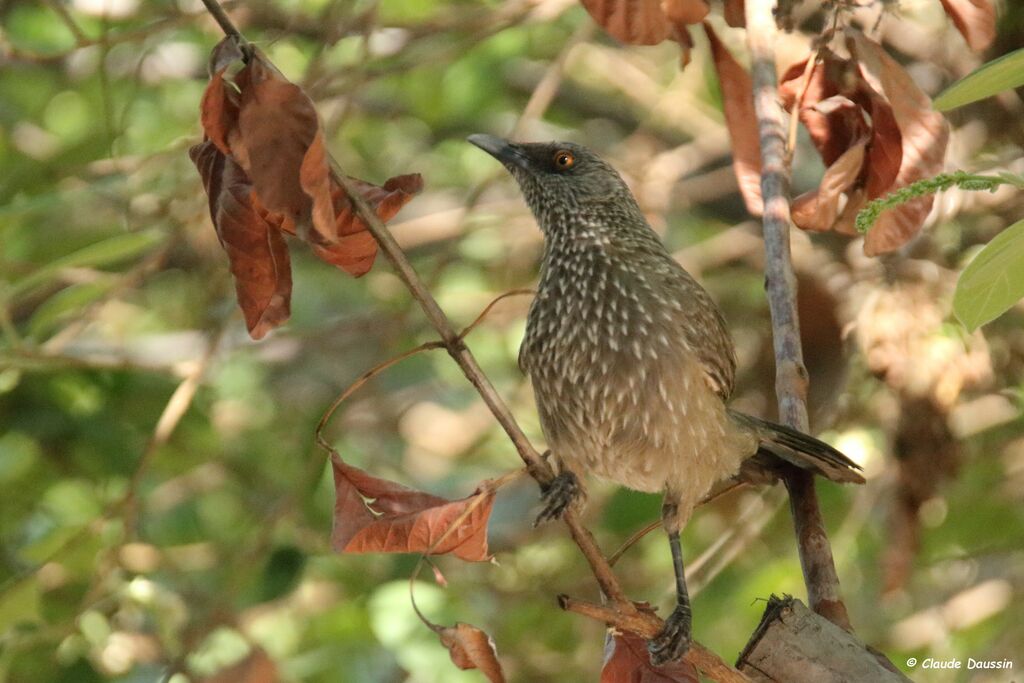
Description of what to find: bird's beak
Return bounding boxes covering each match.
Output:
[467,134,530,171]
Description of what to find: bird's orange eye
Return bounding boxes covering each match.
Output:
[553,150,575,170]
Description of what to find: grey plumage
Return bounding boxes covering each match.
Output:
[468,134,863,664]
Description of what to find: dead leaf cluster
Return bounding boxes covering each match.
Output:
[708,28,951,255]
[191,37,422,338]
[582,1,999,255]
[580,0,745,65]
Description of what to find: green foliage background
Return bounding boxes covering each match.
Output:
[1,1,1023,681]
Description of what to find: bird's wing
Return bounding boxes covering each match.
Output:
[663,259,737,400]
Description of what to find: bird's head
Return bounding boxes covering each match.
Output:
[468,134,641,236]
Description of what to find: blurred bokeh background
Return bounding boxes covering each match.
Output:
[2,0,1024,681]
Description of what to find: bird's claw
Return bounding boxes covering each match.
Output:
[534,471,581,526]
[648,602,692,665]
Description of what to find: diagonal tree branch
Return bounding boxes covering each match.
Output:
[744,0,852,631]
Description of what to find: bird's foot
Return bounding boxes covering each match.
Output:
[534,471,582,526]
[648,602,692,665]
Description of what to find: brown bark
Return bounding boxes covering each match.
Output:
[737,597,911,682]
[744,0,851,631]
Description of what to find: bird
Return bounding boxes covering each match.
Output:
[468,134,865,665]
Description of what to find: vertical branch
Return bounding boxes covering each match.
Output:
[744,0,852,631]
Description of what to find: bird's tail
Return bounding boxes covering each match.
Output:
[729,410,865,484]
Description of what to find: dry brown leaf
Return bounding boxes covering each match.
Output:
[861,92,902,199]
[200,38,244,155]
[190,141,292,339]
[779,51,873,166]
[193,39,422,338]
[791,138,867,231]
[670,23,694,68]
[661,0,709,25]
[832,187,867,236]
[200,56,240,156]
[601,631,699,682]
[204,648,278,683]
[778,50,901,201]
[230,54,336,242]
[581,0,672,45]
[939,0,996,51]
[723,0,745,27]
[331,453,494,562]
[298,129,340,243]
[580,0,707,46]
[849,32,950,255]
[311,174,425,276]
[439,623,506,682]
[704,22,762,215]
[310,232,379,277]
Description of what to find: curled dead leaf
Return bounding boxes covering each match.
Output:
[671,23,694,68]
[723,0,745,27]
[939,0,996,52]
[581,0,707,46]
[200,69,238,156]
[312,174,425,276]
[779,51,873,166]
[581,0,671,45]
[704,22,762,215]
[331,453,494,562]
[190,141,292,339]
[848,31,950,255]
[439,623,507,682]
[661,0,709,25]
[230,54,336,242]
[791,137,867,232]
[777,48,906,241]
[861,93,902,199]
[832,187,867,236]
[193,38,422,338]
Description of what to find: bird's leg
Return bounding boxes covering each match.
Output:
[648,498,692,665]
[534,459,584,526]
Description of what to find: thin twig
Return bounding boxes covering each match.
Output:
[608,519,661,568]
[198,0,252,59]
[689,489,786,597]
[744,0,852,631]
[608,480,748,568]
[41,0,89,44]
[783,55,818,168]
[457,289,535,341]
[315,341,445,452]
[509,22,594,139]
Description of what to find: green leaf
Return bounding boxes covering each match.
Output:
[934,47,1024,111]
[258,546,306,602]
[5,230,164,300]
[0,577,41,634]
[954,219,1024,331]
[27,280,115,340]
